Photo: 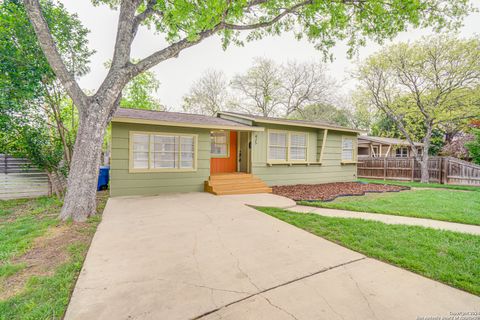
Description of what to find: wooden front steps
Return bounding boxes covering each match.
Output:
[205,173,272,195]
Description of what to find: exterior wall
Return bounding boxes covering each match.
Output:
[110,122,211,197]
[250,123,357,186]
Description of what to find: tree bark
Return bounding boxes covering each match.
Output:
[420,153,430,183]
[60,108,108,221]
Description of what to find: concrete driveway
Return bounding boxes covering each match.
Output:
[65,193,479,320]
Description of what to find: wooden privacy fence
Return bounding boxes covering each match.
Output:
[0,154,67,200]
[358,156,480,186]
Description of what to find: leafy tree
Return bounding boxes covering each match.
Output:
[120,69,165,111]
[466,129,480,165]
[23,0,473,220]
[356,36,480,182]
[289,103,352,126]
[1,0,93,166]
[182,69,231,115]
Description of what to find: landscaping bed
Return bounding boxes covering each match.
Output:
[272,182,409,201]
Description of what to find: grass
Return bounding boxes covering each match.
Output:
[359,178,480,192]
[299,188,480,226]
[258,207,480,296]
[0,193,107,320]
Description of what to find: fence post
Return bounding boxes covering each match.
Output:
[442,157,449,185]
[383,157,387,181]
[4,154,7,175]
[411,158,415,181]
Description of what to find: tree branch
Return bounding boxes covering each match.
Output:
[23,0,88,111]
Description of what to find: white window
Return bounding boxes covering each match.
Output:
[130,132,196,171]
[132,134,149,169]
[396,147,408,158]
[342,137,354,161]
[290,133,307,161]
[268,130,308,162]
[210,131,229,157]
[268,131,288,161]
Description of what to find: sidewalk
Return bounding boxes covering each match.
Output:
[291,205,480,235]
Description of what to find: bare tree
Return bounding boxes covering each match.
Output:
[282,61,334,116]
[231,58,283,116]
[357,36,480,182]
[231,58,334,117]
[182,70,230,116]
[23,0,471,220]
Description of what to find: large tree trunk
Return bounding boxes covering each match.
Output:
[419,153,430,183]
[60,109,108,222]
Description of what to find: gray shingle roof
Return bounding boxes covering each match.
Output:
[113,108,258,130]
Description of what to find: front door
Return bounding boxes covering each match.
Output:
[238,132,250,173]
[210,131,237,174]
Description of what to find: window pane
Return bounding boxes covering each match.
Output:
[342,150,353,160]
[211,143,227,155]
[133,152,148,169]
[133,134,149,152]
[342,138,354,161]
[181,152,194,168]
[269,146,287,160]
[269,132,287,146]
[211,131,228,156]
[181,136,194,152]
[154,135,177,152]
[290,133,306,147]
[342,139,353,149]
[290,147,306,160]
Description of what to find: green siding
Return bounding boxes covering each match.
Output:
[250,123,357,186]
[110,122,211,197]
[110,121,358,197]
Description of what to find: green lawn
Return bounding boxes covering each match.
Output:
[0,194,106,320]
[359,178,480,192]
[258,207,480,295]
[299,188,480,226]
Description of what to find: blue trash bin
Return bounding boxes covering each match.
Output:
[97,166,110,191]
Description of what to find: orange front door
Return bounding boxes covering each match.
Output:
[211,131,237,173]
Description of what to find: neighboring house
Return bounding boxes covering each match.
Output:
[110,109,362,197]
[358,136,424,158]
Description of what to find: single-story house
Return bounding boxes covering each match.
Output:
[358,136,424,158]
[110,109,362,197]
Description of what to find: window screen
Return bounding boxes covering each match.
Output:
[268,132,288,160]
[289,133,307,160]
[132,134,149,169]
[131,133,195,170]
[210,131,228,156]
[342,138,354,161]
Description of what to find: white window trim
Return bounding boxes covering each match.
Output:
[129,131,198,173]
[395,147,409,158]
[210,131,230,158]
[267,129,309,163]
[341,136,357,163]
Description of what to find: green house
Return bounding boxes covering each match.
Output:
[110,109,361,197]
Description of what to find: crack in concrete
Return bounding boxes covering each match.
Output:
[191,257,367,320]
[344,265,378,320]
[261,295,299,320]
[305,280,345,320]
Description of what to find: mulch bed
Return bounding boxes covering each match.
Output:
[272,182,410,201]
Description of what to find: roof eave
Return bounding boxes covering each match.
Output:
[112,116,265,132]
[218,111,363,134]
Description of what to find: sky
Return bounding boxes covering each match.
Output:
[62,1,480,111]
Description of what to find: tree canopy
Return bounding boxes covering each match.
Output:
[356,35,480,181]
